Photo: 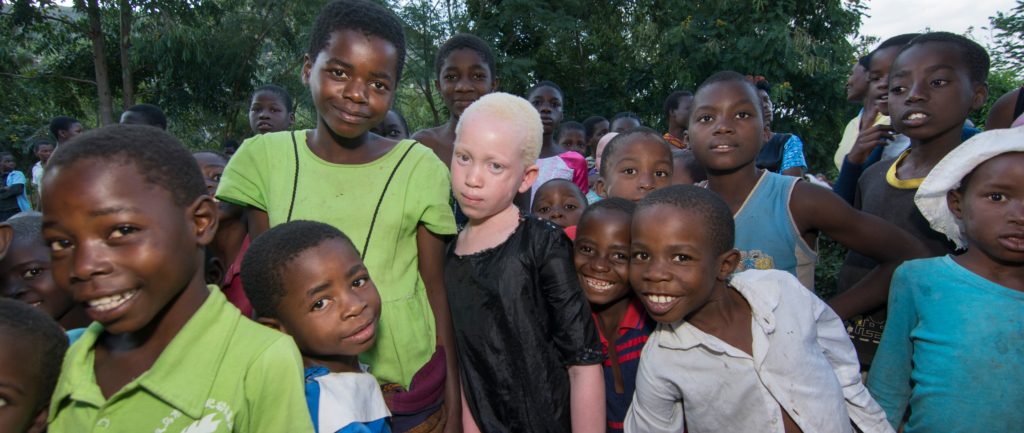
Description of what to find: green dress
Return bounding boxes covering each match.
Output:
[217,131,456,388]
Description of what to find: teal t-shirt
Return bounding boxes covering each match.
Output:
[48,286,314,432]
[867,256,1024,432]
[216,131,456,388]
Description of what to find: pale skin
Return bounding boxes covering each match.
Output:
[452,113,605,433]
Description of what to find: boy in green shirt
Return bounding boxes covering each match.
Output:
[40,124,313,432]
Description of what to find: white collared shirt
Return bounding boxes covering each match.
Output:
[625,269,893,433]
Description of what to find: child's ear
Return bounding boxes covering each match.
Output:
[189,196,219,247]
[595,178,607,198]
[301,54,313,87]
[289,112,296,126]
[682,131,690,148]
[490,77,500,92]
[762,124,771,145]
[256,316,285,333]
[716,248,741,281]
[27,404,48,433]
[434,79,441,95]
[970,82,990,111]
[204,256,225,287]
[0,223,11,262]
[947,189,965,220]
[519,164,539,194]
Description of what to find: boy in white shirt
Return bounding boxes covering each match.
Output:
[624,185,892,433]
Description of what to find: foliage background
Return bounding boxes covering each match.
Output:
[2,0,1022,294]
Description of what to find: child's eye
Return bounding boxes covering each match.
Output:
[21,268,44,279]
[444,74,457,81]
[312,299,330,311]
[353,277,368,288]
[109,226,138,239]
[987,193,1006,201]
[388,129,401,137]
[613,252,629,261]
[697,115,712,123]
[212,173,222,182]
[655,171,669,177]
[371,82,387,91]
[890,85,905,93]
[538,206,550,213]
[490,163,502,170]
[632,252,649,261]
[250,107,260,112]
[672,254,691,262]
[473,73,486,80]
[578,246,593,254]
[623,168,637,175]
[0,397,6,407]
[331,69,348,79]
[49,239,72,252]
[736,112,751,119]
[565,204,576,210]
[930,79,949,87]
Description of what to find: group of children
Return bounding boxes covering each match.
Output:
[1,1,1021,432]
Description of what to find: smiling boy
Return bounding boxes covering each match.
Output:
[42,124,312,432]
[624,185,892,433]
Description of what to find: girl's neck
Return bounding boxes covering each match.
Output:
[308,120,388,165]
[538,134,565,159]
[705,163,763,214]
[592,294,634,340]
[303,354,362,374]
[953,247,1024,293]
[457,204,521,255]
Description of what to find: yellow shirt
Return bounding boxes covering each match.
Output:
[833,112,889,171]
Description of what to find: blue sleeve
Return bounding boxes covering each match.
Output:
[866,264,917,430]
[305,373,321,432]
[8,171,25,185]
[337,419,390,433]
[780,135,807,172]
[832,157,865,206]
[961,126,982,143]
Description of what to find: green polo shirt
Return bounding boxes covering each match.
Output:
[48,286,314,432]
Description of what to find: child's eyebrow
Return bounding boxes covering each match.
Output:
[693,99,755,113]
[345,264,366,278]
[304,283,331,301]
[88,206,144,218]
[0,381,25,395]
[369,70,394,82]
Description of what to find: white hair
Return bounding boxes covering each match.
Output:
[455,92,543,167]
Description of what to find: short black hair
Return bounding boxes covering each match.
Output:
[241,220,357,319]
[390,109,410,135]
[578,196,636,228]
[754,79,771,93]
[0,298,69,407]
[526,80,563,100]
[610,112,641,124]
[34,140,54,153]
[637,184,734,256]
[221,139,239,150]
[49,116,79,139]
[555,121,586,142]
[582,116,608,140]
[663,91,693,121]
[46,124,207,208]
[876,33,922,53]
[434,33,497,78]
[253,84,294,113]
[123,104,168,130]
[7,214,44,248]
[896,32,990,84]
[534,178,586,206]
[857,54,871,70]
[307,0,407,83]
[193,149,231,164]
[694,71,761,116]
[673,149,707,183]
[600,126,671,177]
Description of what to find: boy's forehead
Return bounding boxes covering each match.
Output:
[870,46,901,71]
[444,48,489,71]
[693,81,759,110]
[892,43,966,75]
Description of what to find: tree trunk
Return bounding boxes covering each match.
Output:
[119,0,135,109]
[82,0,115,125]
[574,28,589,89]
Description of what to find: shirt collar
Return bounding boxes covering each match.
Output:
[657,271,781,352]
[594,295,648,347]
[50,286,240,421]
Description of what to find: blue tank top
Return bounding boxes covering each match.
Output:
[732,171,817,289]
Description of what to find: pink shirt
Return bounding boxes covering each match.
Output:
[531,152,589,205]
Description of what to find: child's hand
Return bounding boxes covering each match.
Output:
[848,124,895,165]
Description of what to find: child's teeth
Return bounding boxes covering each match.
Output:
[87,289,138,312]
[908,113,925,120]
[646,294,678,304]
[585,277,614,291]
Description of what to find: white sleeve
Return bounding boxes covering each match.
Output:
[624,339,685,433]
[810,290,894,433]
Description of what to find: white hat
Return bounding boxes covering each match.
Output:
[915,126,1024,249]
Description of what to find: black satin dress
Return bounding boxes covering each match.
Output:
[446,213,605,433]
